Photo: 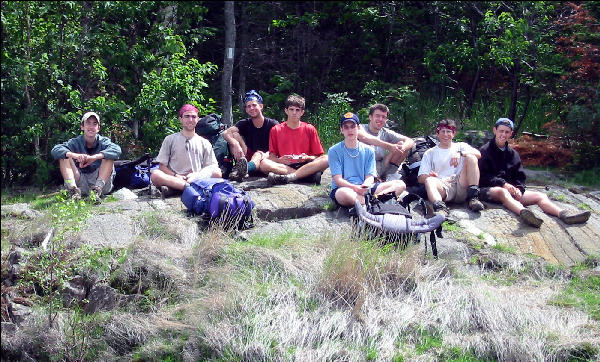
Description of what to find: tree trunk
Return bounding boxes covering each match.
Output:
[513,85,530,136]
[222,1,236,126]
[508,62,520,124]
[237,2,248,113]
[24,3,39,157]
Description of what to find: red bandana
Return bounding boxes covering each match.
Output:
[436,124,456,133]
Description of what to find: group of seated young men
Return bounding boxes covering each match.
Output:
[53,91,590,227]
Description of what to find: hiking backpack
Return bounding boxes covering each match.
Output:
[181,177,254,229]
[195,114,233,178]
[399,135,438,198]
[113,153,158,190]
[358,191,443,258]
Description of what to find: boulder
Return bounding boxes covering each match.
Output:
[1,203,41,220]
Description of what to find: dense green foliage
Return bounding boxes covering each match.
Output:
[2,1,598,187]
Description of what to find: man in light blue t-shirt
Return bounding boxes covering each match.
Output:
[328,112,406,207]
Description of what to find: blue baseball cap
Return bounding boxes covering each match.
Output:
[495,118,514,130]
[243,90,263,104]
[340,112,360,126]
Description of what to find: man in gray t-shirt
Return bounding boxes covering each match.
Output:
[357,103,414,181]
[150,104,221,198]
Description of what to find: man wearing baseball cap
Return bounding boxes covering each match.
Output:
[51,111,122,203]
[478,117,590,227]
[222,90,279,182]
[328,112,406,207]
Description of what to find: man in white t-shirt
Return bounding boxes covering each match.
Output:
[417,119,484,216]
[150,104,222,198]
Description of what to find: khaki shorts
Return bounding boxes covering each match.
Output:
[440,174,467,203]
[76,168,115,195]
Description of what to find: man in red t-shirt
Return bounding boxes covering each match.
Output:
[260,94,328,184]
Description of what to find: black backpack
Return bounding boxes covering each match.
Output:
[195,114,233,178]
[357,191,443,258]
[113,153,158,191]
[400,135,438,197]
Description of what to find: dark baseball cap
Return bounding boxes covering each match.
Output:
[340,112,360,126]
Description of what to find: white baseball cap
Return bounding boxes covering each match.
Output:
[82,111,100,125]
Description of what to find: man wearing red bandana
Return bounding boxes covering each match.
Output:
[417,119,485,217]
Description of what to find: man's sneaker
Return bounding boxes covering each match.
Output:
[68,187,82,201]
[432,200,449,218]
[89,185,103,205]
[559,209,591,225]
[467,197,485,212]
[267,172,289,185]
[312,171,322,185]
[520,208,543,228]
[230,157,248,182]
[160,185,178,199]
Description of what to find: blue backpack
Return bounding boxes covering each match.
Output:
[113,153,158,190]
[181,178,254,229]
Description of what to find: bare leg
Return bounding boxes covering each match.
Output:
[520,190,562,216]
[228,133,248,161]
[150,169,187,190]
[458,154,480,189]
[335,187,362,207]
[293,155,329,179]
[98,159,114,182]
[488,187,524,215]
[259,158,295,175]
[59,158,81,185]
[424,177,446,203]
[374,180,406,197]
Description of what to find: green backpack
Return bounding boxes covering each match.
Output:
[195,114,233,177]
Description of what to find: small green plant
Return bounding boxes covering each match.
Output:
[442,221,461,232]
[547,191,567,202]
[415,328,443,354]
[492,243,517,254]
[577,203,592,211]
[550,257,600,320]
[20,194,93,326]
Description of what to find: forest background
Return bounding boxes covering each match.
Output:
[2,1,599,188]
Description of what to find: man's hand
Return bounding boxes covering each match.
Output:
[68,152,100,168]
[385,143,402,153]
[503,183,522,200]
[449,151,461,167]
[428,170,438,178]
[353,184,369,196]
[231,144,245,160]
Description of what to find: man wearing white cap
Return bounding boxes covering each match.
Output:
[51,111,122,202]
[478,117,590,227]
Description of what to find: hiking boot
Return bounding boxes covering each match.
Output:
[68,186,82,201]
[312,171,322,185]
[559,209,591,225]
[432,200,449,218]
[160,185,178,199]
[519,208,543,228]
[467,197,485,212]
[267,172,289,185]
[89,185,103,205]
[230,157,248,182]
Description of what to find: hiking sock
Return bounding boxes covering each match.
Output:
[286,173,297,182]
[64,179,77,190]
[466,185,480,200]
[247,161,257,173]
[95,179,106,190]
